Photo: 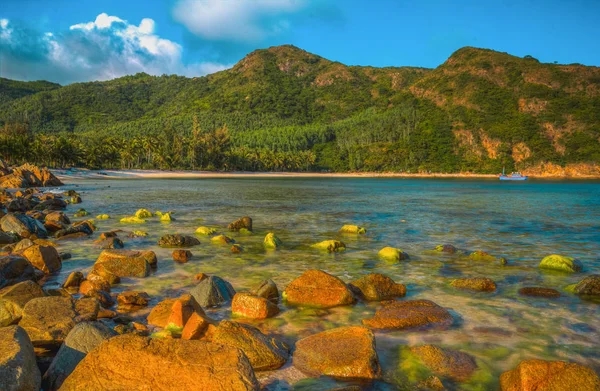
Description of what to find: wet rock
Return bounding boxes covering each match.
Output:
[378,246,409,261]
[0,231,19,245]
[450,277,497,292]
[410,345,477,382]
[0,255,37,289]
[311,240,346,252]
[294,326,380,380]
[160,212,174,222]
[117,291,150,311]
[59,334,260,391]
[43,321,116,391]
[1,213,48,238]
[539,254,583,273]
[45,211,70,225]
[134,208,153,219]
[190,275,236,307]
[147,294,200,328]
[7,197,36,213]
[19,296,78,344]
[573,275,600,297]
[157,234,200,248]
[12,238,35,252]
[55,220,95,239]
[500,359,600,390]
[93,237,124,249]
[119,216,146,224]
[172,249,192,263]
[62,271,84,290]
[518,287,561,298]
[263,232,282,249]
[79,274,111,296]
[84,290,113,309]
[213,320,289,371]
[181,312,213,340]
[35,198,68,211]
[232,292,279,319]
[19,244,62,274]
[0,280,45,326]
[363,300,453,330]
[231,244,244,253]
[228,216,253,232]
[434,244,457,254]
[339,224,367,234]
[250,279,279,303]
[349,273,406,301]
[283,269,355,308]
[93,249,157,278]
[211,234,235,244]
[0,325,41,391]
[468,251,497,262]
[74,297,100,322]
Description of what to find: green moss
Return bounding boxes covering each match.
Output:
[95,214,110,220]
[539,254,582,273]
[195,226,217,236]
[135,208,153,219]
[160,212,174,222]
[311,240,346,252]
[264,232,282,249]
[378,246,408,262]
[120,216,146,224]
[339,224,367,234]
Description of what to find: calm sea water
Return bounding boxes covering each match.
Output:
[48,178,600,390]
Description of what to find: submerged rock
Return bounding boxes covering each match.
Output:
[363,300,453,330]
[228,216,253,232]
[450,277,497,292]
[311,240,346,253]
[119,216,146,224]
[134,208,153,219]
[232,292,279,319]
[158,234,200,248]
[211,234,235,245]
[339,224,367,234]
[468,250,497,262]
[434,244,457,254]
[294,326,380,380]
[410,345,478,382]
[500,359,600,390]
[59,334,260,390]
[349,273,406,301]
[263,232,282,249]
[0,325,41,391]
[93,249,157,278]
[518,287,561,298]
[378,246,408,261]
[283,269,355,308]
[190,275,236,307]
[539,254,583,273]
[195,226,217,236]
[172,249,192,263]
[573,275,600,297]
[94,237,124,249]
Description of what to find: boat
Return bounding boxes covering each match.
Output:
[499,167,528,181]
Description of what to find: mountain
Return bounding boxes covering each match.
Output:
[0,45,599,174]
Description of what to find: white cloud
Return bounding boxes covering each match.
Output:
[173,0,306,42]
[0,14,231,84]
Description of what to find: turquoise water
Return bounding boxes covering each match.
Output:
[48,178,600,390]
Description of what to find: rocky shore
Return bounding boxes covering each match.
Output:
[1,166,599,390]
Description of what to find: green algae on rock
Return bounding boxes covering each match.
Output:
[263,232,282,249]
[134,208,153,219]
[95,214,110,220]
[160,212,174,222]
[378,246,408,262]
[311,240,346,252]
[119,216,146,224]
[211,234,235,245]
[539,254,583,273]
[468,250,497,262]
[195,226,217,236]
[573,275,600,297]
[339,224,367,234]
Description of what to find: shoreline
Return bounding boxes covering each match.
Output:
[53,168,600,180]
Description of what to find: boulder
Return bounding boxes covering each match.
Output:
[147,294,200,328]
[0,325,41,391]
[294,326,380,380]
[59,334,260,391]
[410,345,477,382]
[250,279,279,303]
[0,255,37,289]
[55,220,95,239]
[499,359,600,391]
[7,197,36,213]
[339,225,367,234]
[181,312,212,340]
[283,269,355,308]
[190,275,236,307]
[158,234,200,248]
[232,292,279,319]
[172,249,192,263]
[0,280,45,326]
[573,275,600,297]
[19,244,62,274]
[93,249,157,278]
[62,271,84,290]
[84,290,113,309]
[117,291,150,311]
[363,300,453,330]
[518,287,561,298]
[12,238,35,252]
[378,246,408,261]
[195,226,217,236]
[450,277,497,292]
[311,240,346,252]
[212,320,289,371]
[0,213,48,238]
[79,274,111,296]
[539,254,583,273]
[43,321,116,391]
[228,216,253,232]
[349,273,406,301]
[19,296,78,344]
[35,198,67,211]
[263,232,282,249]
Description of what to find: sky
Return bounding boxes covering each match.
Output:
[1,0,599,84]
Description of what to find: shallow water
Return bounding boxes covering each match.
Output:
[47,178,600,390]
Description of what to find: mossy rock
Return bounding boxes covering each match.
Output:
[339,225,366,234]
[378,247,408,262]
[539,254,582,273]
[130,230,148,237]
[468,251,497,262]
[263,233,282,249]
[238,228,252,235]
[211,235,235,245]
[311,240,346,253]
[160,213,174,222]
[96,214,110,220]
[73,209,89,217]
[154,211,163,217]
[134,209,153,219]
[120,216,146,224]
[195,227,217,236]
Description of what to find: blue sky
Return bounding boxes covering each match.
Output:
[1,0,599,84]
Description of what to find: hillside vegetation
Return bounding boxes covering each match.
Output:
[0,45,599,173]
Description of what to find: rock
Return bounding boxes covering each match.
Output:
[228,216,253,232]
[378,246,408,261]
[263,232,282,249]
[93,249,157,278]
[147,294,200,328]
[95,214,110,220]
[410,345,477,382]
[231,244,243,253]
[434,244,457,254]
[119,216,146,224]
[0,163,63,188]
[160,212,174,222]
[363,300,453,330]
[250,279,279,303]
[211,234,235,244]
[339,224,367,234]
[73,208,89,217]
[311,240,346,252]
[62,271,84,290]
[294,326,380,380]
[35,198,68,211]
[43,321,116,390]
[181,312,213,340]
[158,234,200,248]
[19,296,78,344]
[7,197,36,213]
[468,251,497,262]
[190,275,236,307]
[195,226,217,235]
[93,237,124,249]
[0,325,41,391]
[84,290,113,309]
[0,280,45,326]
[450,277,497,292]
[79,273,111,295]
[19,244,62,274]
[167,297,197,328]
[0,255,37,289]
[173,249,192,263]
[0,213,48,238]
[499,359,600,391]
[573,275,600,296]
[128,230,148,237]
[232,292,279,319]
[349,273,406,301]
[0,231,19,245]
[539,254,583,273]
[59,334,260,391]
[518,287,561,298]
[55,220,95,239]
[213,320,289,371]
[283,269,355,308]
[45,211,71,225]
[134,208,153,218]
[74,297,100,322]
[12,238,35,252]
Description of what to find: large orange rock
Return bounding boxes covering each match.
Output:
[294,326,380,379]
[59,334,260,391]
[283,269,355,308]
[147,294,201,328]
[363,300,453,330]
[410,345,477,382]
[349,273,406,301]
[93,249,157,278]
[20,244,62,274]
[500,359,600,391]
[232,292,279,319]
[19,296,78,344]
[181,312,212,340]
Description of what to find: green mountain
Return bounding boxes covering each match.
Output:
[0,45,599,173]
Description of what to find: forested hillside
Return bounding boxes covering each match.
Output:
[1,45,599,173]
